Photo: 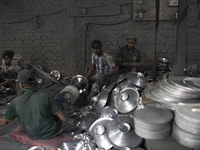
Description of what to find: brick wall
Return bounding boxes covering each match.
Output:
[0,0,199,77]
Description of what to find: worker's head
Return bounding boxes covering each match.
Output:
[2,50,14,66]
[91,40,103,56]
[127,36,137,50]
[17,64,36,89]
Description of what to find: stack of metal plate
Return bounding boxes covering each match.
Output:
[172,104,200,149]
[143,77,200,110]
[134,106,173,140]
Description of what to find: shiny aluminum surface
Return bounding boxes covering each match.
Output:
[134,106,173,139]
[172,123,200,149]
[115,88,139,113]
[71,75,89,93]
[93,90,109,113]
[99,106,118,119]
[107,119,142,149]
[175,104,200,134]
[125,72,148,88]
[89,118,113,149]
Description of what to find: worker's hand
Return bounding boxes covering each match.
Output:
[98,74,106,84]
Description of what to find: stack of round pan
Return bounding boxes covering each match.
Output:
[134,106,173,140]
[143,77,200,110]
[172,104,200,149]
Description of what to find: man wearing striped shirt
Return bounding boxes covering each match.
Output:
[86,40,118,102]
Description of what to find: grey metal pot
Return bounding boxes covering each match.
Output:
[71,75,89,93]
[107,119,142,149]
[89,118,113,149]
[126,72,148,88]
[115,88,140,113]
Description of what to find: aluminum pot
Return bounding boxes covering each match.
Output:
[107,119,142,149]
[115,88,140,113]
[89,118,113,149]
[126,72,148,88]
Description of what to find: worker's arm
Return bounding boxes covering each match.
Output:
[101,66,118,78]
[56,110,66,122]
[0,117,8,125]
[85,64,96,79]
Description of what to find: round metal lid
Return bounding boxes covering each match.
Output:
[92,90,109,113]
[89,118,113,149]
[99,106,118,119]
[107,119,142,149]
[126,72,148,88]
[115,88,139,113]
[134,106,173,125]
[102,82,116,93]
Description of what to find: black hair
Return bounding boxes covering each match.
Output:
[2,50,14,58]
[91,40,102,48]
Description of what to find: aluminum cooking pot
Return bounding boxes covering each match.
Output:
[107,119,142,149]
[115,87,140,113]
[89,118,113,149]
[126,72,148,88]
